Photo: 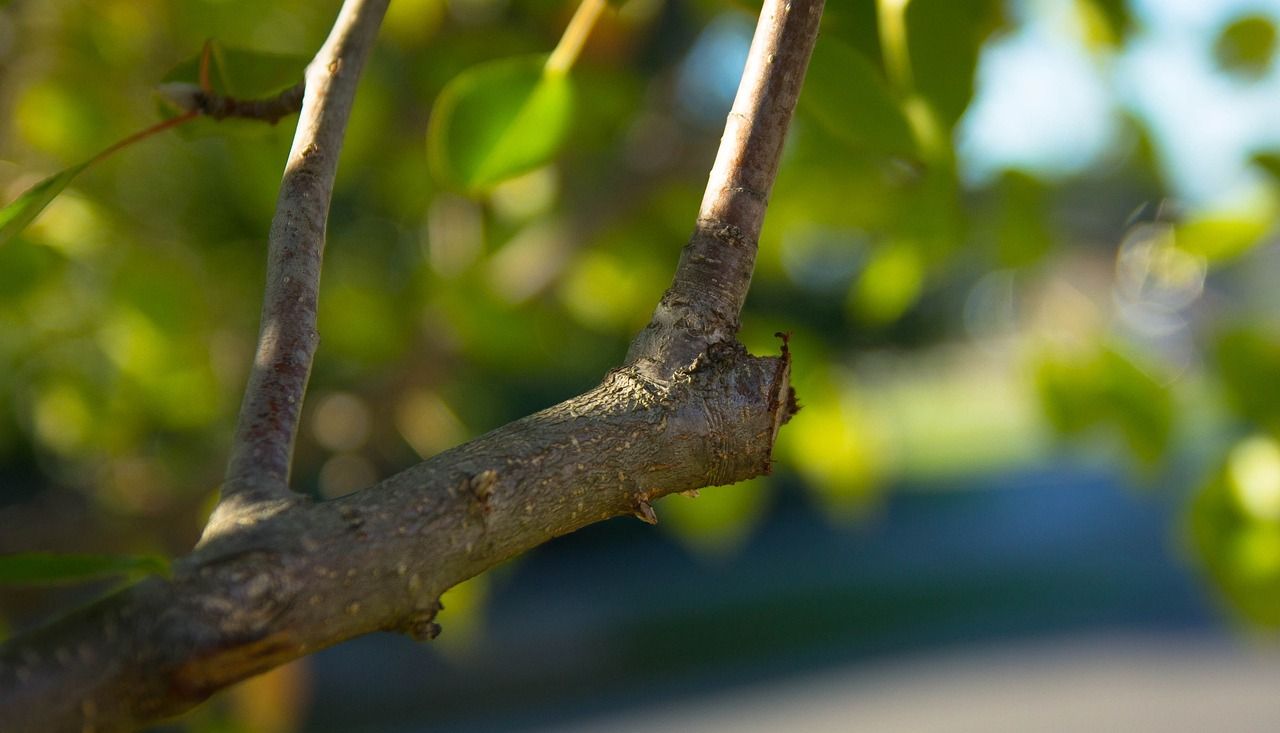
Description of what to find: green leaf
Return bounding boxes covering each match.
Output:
[799,37,916,157]
[0,163,89,248]
[0,238,65,303]
[428,55,575,193]
[994,170,1052,267]
[1216,328,1280,432]
[156,42,309,139]
[1214,15,1278,78]
[1187,443,1280,628]
[659,479,770,557]
[161,41,308,99]
[0,552,169,586]
[905,0,1006,128]
[1035,347,1172,465]
[1098,349,1173,465]
[1251,150,1280,181]
[848,240,925,325]
[820,2,884,66]
[1174,214,1272,263]
[1076,0,1133,48]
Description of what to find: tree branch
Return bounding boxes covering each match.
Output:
[626,0,825,380]
[158,81,307,125]
[0,355,791,732]
[0,1,823,730]
[218,0,390,515]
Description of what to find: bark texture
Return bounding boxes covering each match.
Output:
[0,0,824,730]
[626,0,824,380]
[0,351,790,732]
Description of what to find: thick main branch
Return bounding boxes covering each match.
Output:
[0,349,791,732]
[220,0,390,511]
[0,0,823,730]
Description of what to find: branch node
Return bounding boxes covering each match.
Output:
[633,499,659,525]
[727,185,768,203]
[768,331,798,425]
[156,81,307,125]
[339,505,365,530]
[466,469,499,511]
[398,600,444,642]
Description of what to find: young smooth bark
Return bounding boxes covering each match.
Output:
[220,0,391,514]
[0,0,824,731]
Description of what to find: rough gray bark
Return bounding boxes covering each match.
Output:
[0,0,824,730]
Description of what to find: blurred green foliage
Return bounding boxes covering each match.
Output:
[3,0,1280,689]
[1214,14,1278,78]
[161,41,309,99]
[1035,345,1172,466]
[0,551,168,585]
[1189,434,1280,627]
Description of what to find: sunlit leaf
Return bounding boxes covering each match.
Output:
[1076,0,1132,48]
[659,479,770,557]
[1174,214,1273,263]
[799,36,916,157]
[1214,14,1278,78]
[559,246,663,332]
[383,0,446,48]
[428,55,575,193]
[0,552,168,586]
[15,81,106,158]
[0,164,89,248]
[1226,436,1280,523]
[848,241,925,325]
[1188,449,1280,628]
[432,573,490,651]
[777,366,886,519]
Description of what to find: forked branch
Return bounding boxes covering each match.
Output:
[0,1,823,731]
[627,0,824,380]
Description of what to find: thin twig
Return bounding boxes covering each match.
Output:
[217,0,390,520]
[87,110,198,166]
[545,0,607,75]
[196,82,307,123]
[158,82,307,124]
[696,0,825,256]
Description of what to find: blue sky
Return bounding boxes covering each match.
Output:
[959,0,1280,209]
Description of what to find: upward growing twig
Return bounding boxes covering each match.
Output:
[0,2,822,731]
[626,0,825,380]
[217,0,391,522]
